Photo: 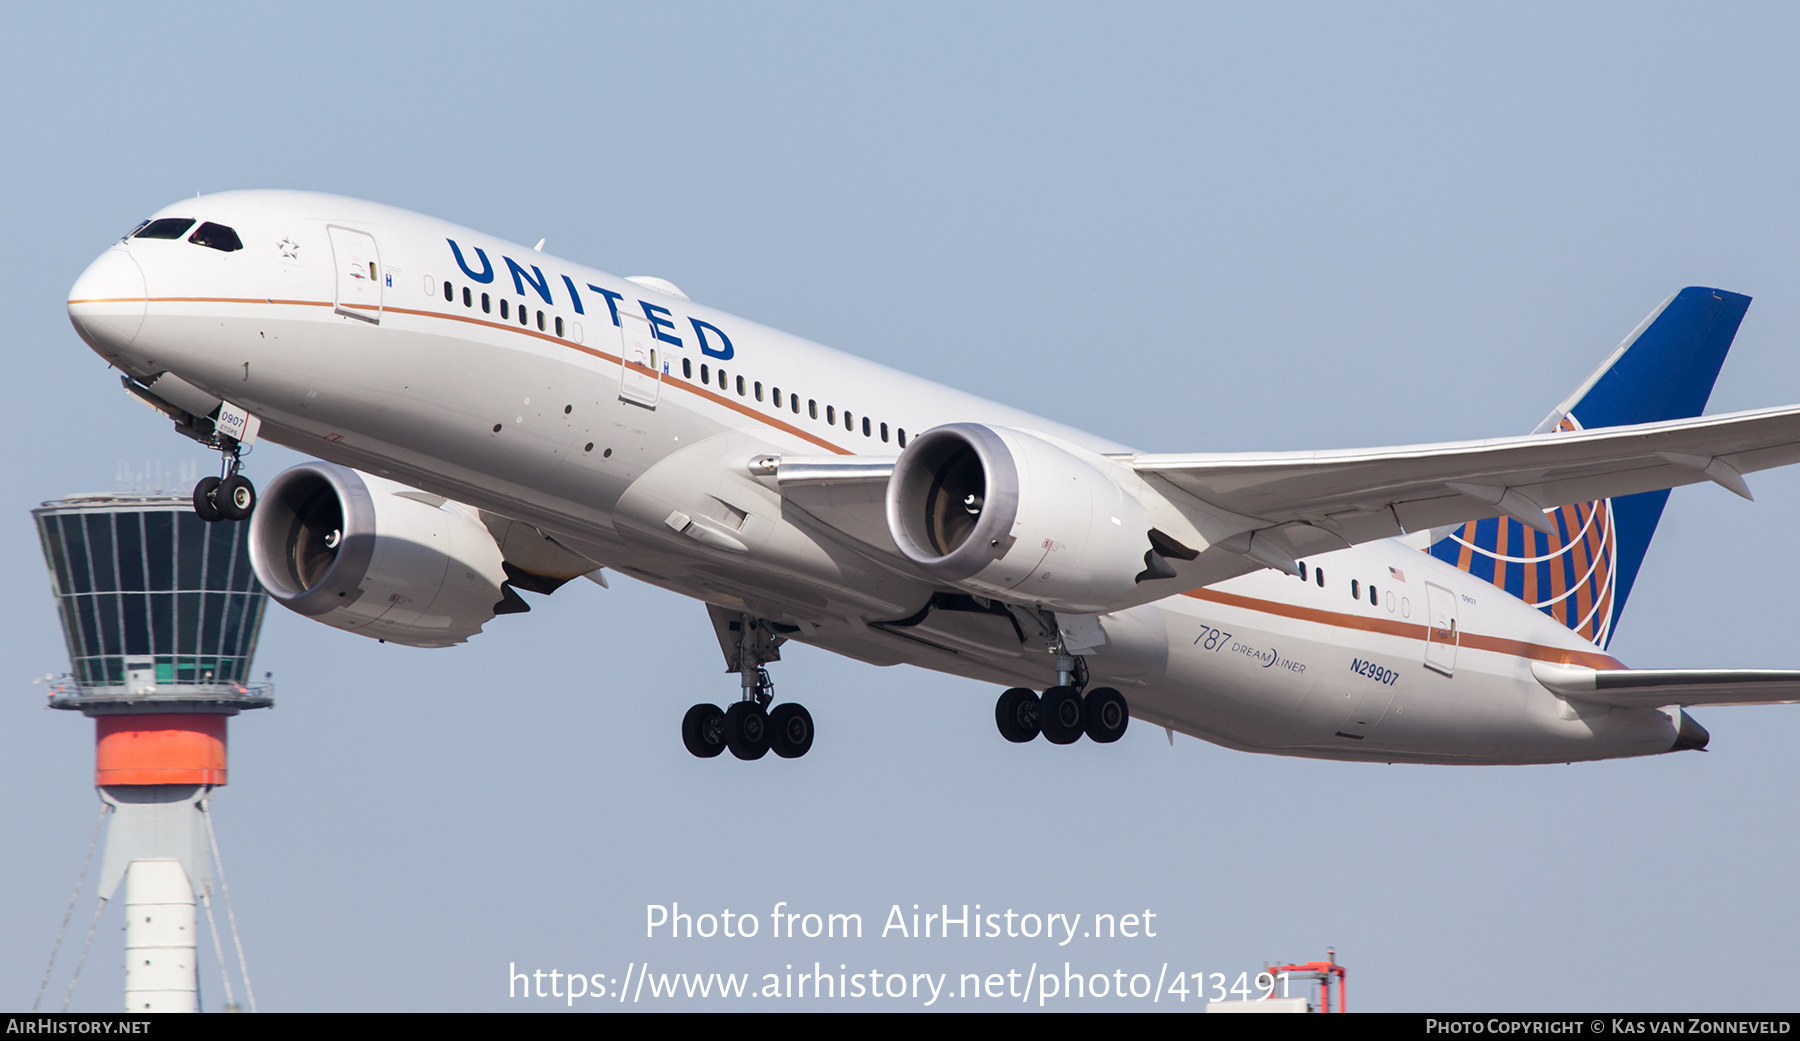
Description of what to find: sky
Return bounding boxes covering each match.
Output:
[4,2,1800,1012]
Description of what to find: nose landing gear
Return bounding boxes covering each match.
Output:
[192,442,256,523]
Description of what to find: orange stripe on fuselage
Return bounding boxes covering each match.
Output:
[92,294,857,456]
[1180,586,1625,670]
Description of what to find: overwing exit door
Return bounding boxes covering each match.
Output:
[327,225,382,324]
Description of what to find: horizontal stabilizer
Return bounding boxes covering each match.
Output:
[1533,662,1800,708]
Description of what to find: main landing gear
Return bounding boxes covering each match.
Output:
[683,610,814,761]
[192,442,256,524]
[995,685,1130,744]
[994,636,1130,745]
[682,672,815,761]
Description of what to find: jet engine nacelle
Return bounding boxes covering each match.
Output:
[247,462,508,647]
[886,424,1159,613]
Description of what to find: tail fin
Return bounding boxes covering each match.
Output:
[1428,287,1751,648]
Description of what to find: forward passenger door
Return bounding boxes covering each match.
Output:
[327,225,382,324]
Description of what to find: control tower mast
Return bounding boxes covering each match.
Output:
[33,492,272,1013]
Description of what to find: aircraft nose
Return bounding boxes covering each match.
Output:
[67,246,147,359]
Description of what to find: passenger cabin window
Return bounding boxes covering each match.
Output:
[463,287,472,307]
[536,310,546,331]
[791,394,800,413]
[1298,562,1308,582]
[555,316,564,337]
[683,358,693,378]
[897,428,906,447]
[1369,584,1378,605]
[1315,568,1325,587]
[1351,579,1359,600]
[880,422,889,442]
[809,400,818,419]
[135,218,195,240]
[862,416,871,436]
[481,293,491,313]
[826,405,835,424]
[500,299,510,319]
[444,281,453,302]
[701,364,710,384]
[188,222,242,252]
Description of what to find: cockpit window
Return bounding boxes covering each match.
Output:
[135,218,196,240]
[122,220,150,241]
[188,222,243,252]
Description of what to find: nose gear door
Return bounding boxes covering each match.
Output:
[327,225,383,324]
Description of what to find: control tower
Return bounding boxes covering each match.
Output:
[32,492,271,1013]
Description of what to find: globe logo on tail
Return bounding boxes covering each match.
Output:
[1430,417,1619,647]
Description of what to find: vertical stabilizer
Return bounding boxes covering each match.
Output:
[1429,287,1751,648]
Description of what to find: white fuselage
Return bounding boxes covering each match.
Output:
[67,191,1681,765]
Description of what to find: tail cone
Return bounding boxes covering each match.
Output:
[1672,710,1710,752]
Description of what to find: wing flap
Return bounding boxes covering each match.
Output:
[1533,662,1800,708]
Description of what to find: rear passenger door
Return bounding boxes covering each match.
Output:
[1424,581,1459,676]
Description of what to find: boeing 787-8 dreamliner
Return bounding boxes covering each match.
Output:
[63,191,1800,764]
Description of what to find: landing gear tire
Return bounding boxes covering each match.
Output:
[724,701,770,760]
[681,703,727,758]
[192,477,223,523]
[995,687,1041,743]
[216,474,256,521]
[1083,687,1130,743]
[1039,685,1085,745]
[769,703,814,759]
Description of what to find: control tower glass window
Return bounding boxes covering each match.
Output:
[36,497,266,689]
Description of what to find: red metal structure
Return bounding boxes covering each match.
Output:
[1266,948,1347,1012]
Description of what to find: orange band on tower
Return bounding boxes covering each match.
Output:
[94,714,228,786]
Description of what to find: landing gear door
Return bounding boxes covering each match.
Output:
[1424,581,1459,676]
[327,225,383,324]
[617,312,662,409]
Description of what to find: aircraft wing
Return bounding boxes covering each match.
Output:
[769,404,1800,588]
[1533,662,1800,707]
[1130,403,1800,562]
[773,455,903,556]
